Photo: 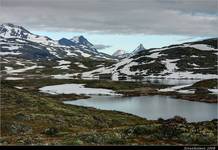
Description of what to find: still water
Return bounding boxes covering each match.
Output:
[141,78,200,85]
[64,95,218,122]
[82,77,200,86]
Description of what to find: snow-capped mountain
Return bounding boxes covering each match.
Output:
[0,23,57,46]
[112,50,129,59]
[58,38,76,46]
[58,35,98,53]
[0,23,30,38]
[132,44,146,54]
[2,23,217,81]
[82,38,218,80]
[0,23,113,60]
[71,36,94,48]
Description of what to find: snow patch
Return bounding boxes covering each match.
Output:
[209,89,218,95]
[65,49,78,57]
[161,59,179,73]
[16,61,25,66]
[58,60,71,65]
[39,84,120,96]
[5,77,24,80]
[188,44,218,51]
[6,65,44,74]
[53,65,70,70]
[75,62,88,69]
[0,52,22,55]
[2,45,20,50]
[177,90,195,94]
[147,52,162,58]
[75,50,91,57]
[14,86,24,89]
[159,84,192,92]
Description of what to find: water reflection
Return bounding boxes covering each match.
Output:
[81,77,199,85]
[64,95,217,122]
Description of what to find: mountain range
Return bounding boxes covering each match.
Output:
[1,23,218,80]
[82,38,218,80]
[0,23,112,60]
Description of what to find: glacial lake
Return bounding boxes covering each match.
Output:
[64,95,218,122]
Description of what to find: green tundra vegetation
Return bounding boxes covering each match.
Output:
[0,79,217,145]
[191,79,218,89]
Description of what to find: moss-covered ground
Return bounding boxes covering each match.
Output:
[0,79,217,145]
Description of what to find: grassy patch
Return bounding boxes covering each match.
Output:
[191,79,218,89]
[1,82,217,145]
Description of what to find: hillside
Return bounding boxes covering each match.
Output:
[1,80,217,145]
[82,38,218,80]
[0,23,113,60]
[0,23,116,79]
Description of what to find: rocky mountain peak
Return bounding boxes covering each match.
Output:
[0,23,31,39]
[132,44,146,54]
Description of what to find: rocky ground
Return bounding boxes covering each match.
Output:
[0,79,217,145]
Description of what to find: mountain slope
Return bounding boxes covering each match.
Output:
[0,23,113,60]
[112,50,129,59]
[71,35,94,49]
[0,23,57,46]
[132,44,146,54]
[0,23,117,79]
[58,38,76,46]
[82,38,218,80]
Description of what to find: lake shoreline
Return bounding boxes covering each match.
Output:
[1,83,217,145]
[3,78,217,103]
[118,89,218,104]
[64,95,217,122]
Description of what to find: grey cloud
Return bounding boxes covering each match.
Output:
[93,44,112,50]
[0,0,217,36]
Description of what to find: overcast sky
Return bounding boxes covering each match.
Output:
[0,0,217,54]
